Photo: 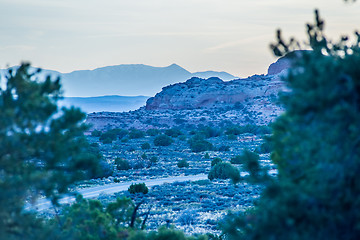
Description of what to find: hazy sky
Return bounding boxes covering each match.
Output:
[1,0,359,77]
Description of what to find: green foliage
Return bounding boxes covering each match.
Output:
[99,128,128,143]
[128,128,145,139]
[106,197,134,227]
[91,129,102,137]
[230,155,242,164]
[128,183,149,194]
[208,162,240,183]
[154,134,173,146]
[146,128,161,136]
[254,140,273,154]
[203,152,210,159]
[224,10,360,240]
[211,157,222,167]
[129,226,208,240]
[198,126,222,138]
[227,134,237,141]
[149,156,158,165]
[230,150,259,166]
[141,142,151,150]
[52,196,118,240]
[165,128,183,137]
[177,159,190,168]
[115,158,131,170]
[188,135,214,152]
[225,124,271,136]
[141,153,148,160]
[0,64,100,238]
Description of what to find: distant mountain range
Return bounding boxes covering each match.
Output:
[0,64,237,97]
[0,63,237,112]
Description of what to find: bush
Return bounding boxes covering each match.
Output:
[141,142,151,150]
[230,155,242,164]
[154,134,173,146]
[199,126,222,138]
[128,128,145,139]
[128,183,148,194]
[231,150,259,166]
[211,157,222,167]
[177,209,198,225]
[141,153,148,160]
[101,137,113,144]
[227,134,237,141]
[146,128,161,136]
[177,159,189,168]
[100,128,128,143]
[255,141,273,154]
[204,152,210,159]
[149,156,158,166]
[188,135,214,152]
[91,130,102,137]
[165,128,183,137]
[115,158,131,171]
[208,162,240,183]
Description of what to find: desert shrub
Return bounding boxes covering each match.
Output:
[141,153,148,160]
[188,135,214,152]
[165,128,183,137]
[91,129,102,137]
[100,128,128,143]
[208,162,240,183]
[230,155,242,164]
[255,141,273,154]
[177,159,189,168]
[192,179,211,186]
[225,126,242,136]
[128,183,148,194]
[132,160,146,170]
[149,156,158,164]
[154,134,173,146]
[115,158,131,170]
[199,126,222,138]
[128,128,145,139]
[146,128,161,136]
[211,157,222,167]
[141,142,151,150]
[101,137,113,144]
[177,209,198,225]
[225,124,271,136]
[231,150,259,166]
[227,134,237,140]
[178,135,187,141]
[148,156,158,167]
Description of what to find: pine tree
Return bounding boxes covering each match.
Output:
[0,63,100,239]
[223,9,360,240]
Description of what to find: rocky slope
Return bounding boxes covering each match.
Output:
[145,74,284,110]
[145,54,291,111]
[86,55,293,130]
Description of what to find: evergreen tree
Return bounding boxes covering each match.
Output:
[0,64,100,239]
[223,9,360,240]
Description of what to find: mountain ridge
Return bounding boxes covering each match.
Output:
[0,63,237,97]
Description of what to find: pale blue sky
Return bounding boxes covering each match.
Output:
[1,0,359,77]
